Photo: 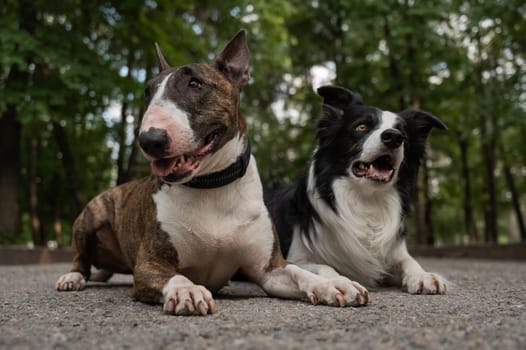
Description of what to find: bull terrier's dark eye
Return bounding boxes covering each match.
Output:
[188,78,203,89]
[355,124,368,132]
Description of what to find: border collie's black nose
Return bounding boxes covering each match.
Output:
[139,127,169,158]
[381,129,404,149]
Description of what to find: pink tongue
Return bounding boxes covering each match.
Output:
[368,165,392,181]
[152,157,178,177]
[151,156,198,177]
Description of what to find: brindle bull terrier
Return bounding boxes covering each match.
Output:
[55,30,370,315]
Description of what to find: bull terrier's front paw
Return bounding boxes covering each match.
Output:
[163,285,216,316]
[309,277,370,307]
[56,272,86,291]
[403,272,447,294]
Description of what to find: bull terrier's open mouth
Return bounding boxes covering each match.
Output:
[152,129,220,181]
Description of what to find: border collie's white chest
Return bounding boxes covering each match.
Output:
[332,177,402,253]
[296,167,403,286]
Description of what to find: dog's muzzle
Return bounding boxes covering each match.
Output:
[139,127,170,158]
[381,129,404,149]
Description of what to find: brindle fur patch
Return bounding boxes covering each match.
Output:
[69,176,179,302]
[265,220,288,272]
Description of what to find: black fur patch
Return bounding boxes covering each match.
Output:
[264,176,320,256]
[397,108,447,216]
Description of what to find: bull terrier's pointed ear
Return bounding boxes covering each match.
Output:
[215,30,250,88]
[317,85,363,111]
[400,108,447,135]
[154,43,170,72]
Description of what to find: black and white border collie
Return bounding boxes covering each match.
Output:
[265,85,448,294]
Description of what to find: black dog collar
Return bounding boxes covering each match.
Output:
[183,139,251,189]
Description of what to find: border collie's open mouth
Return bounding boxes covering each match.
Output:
[352,155,395,183]
[152,130,220,182]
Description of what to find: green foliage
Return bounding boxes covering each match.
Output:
[1,0,524,246]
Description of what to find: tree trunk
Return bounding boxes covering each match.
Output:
[54,204,63,247]
[383,11,427,244]
[28,136,45,246]
[500,146,526,241]
[413,173,427,245]
[457,131,479,243]
[116,100,130,185]
[121,62,154,183]
[123,103,146,182]
[116,51,134,185]
[0,105,21,240]
[481,139,498,243]
[422,158,434,245]
[52,121,86,216]
[0,0,37,241]
[473,27,498,244]
[382,14,406,109]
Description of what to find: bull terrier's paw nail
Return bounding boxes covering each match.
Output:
[312,278,369,307]
[403,272,447,295]
[163,285,215,316]
[55,272,86,291]
[335,293,345,307]
[197,301,208,316]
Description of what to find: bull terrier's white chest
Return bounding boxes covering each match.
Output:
[152,162,274,289]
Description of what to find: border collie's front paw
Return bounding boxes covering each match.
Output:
[56,272,86,291]
[403,272,447,294]
[163,285,216,316]
[310,277,370,307]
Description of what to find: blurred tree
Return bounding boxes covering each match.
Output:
[284,0,454,244]
[0,0,524,247]
[1,0,118,244]
[275,0,526,244]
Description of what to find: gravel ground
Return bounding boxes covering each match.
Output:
[0,258,525,350]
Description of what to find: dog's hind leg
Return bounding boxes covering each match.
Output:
[56,191,116,291]
[90,269,114,282]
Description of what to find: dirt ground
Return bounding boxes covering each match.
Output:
[1,258,525,349]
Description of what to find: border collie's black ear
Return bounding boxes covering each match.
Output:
[319,104,344,124]
[154,43,171,72]
[317,85,363,111]
[317,104,345,138]
[400,108,447,136]
[215,29,250,88]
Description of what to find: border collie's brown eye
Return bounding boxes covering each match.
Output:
[189,78,203,89]
[356,124,368,132]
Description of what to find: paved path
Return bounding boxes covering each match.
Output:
[1,258,525,349]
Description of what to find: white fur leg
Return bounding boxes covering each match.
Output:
[403,272,447,294]
[392,241,448,294]
[55,272,86,291]
[261,264,369,307]
[162,275,215,316]
[309,276,370,306]
[296,263,343,279]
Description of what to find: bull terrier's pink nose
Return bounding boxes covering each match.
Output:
[139,127,170,158]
